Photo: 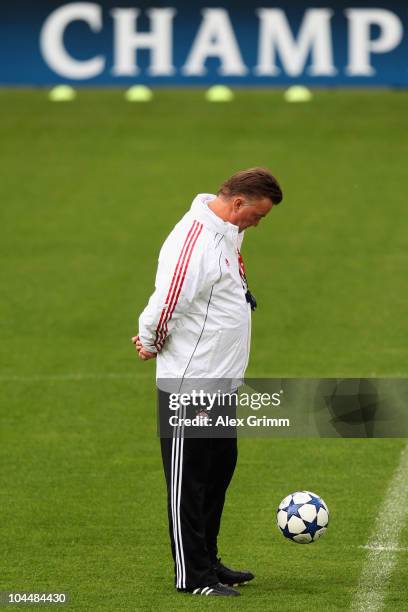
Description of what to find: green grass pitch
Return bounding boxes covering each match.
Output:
[0,89,407,610]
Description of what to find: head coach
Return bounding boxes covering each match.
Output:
[132,167,283,597]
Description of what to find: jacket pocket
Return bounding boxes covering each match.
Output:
[208,328,242,373]
[207,329,223,372]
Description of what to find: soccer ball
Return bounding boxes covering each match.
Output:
[276,491,329,544]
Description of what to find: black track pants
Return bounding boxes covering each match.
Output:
[160,429,237,590]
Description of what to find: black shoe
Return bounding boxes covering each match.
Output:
[181,583,240,596]
[214,558,255,587]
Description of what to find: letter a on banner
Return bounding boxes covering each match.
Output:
[183,8,247,76]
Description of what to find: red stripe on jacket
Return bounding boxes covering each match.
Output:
[154,220,203,350]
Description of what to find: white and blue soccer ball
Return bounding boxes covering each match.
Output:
[276,491,329,544]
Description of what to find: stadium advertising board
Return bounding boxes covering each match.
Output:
[2,1,408,85]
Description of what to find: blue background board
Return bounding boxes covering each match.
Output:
[1,1,408,85]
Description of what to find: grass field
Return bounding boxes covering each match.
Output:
[0,89,407,611]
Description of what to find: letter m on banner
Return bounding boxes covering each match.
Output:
[255,8,337,76]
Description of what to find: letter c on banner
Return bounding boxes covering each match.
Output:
[40,2,105,79]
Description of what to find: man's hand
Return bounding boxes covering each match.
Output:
[131,335,157,361]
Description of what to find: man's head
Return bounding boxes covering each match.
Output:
[216,167,283,232]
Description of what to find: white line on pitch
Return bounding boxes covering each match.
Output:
[358,545,408,552]
[351,442,408,612]
[0,373,150,382]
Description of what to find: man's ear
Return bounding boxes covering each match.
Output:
[233,196,244,211]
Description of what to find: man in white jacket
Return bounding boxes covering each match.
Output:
[133,167,283,597]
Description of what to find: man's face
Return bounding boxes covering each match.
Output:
[229,196,274,232]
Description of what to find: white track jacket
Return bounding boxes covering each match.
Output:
[138,194,251,381]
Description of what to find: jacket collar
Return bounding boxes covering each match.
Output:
[190,193,239,242]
